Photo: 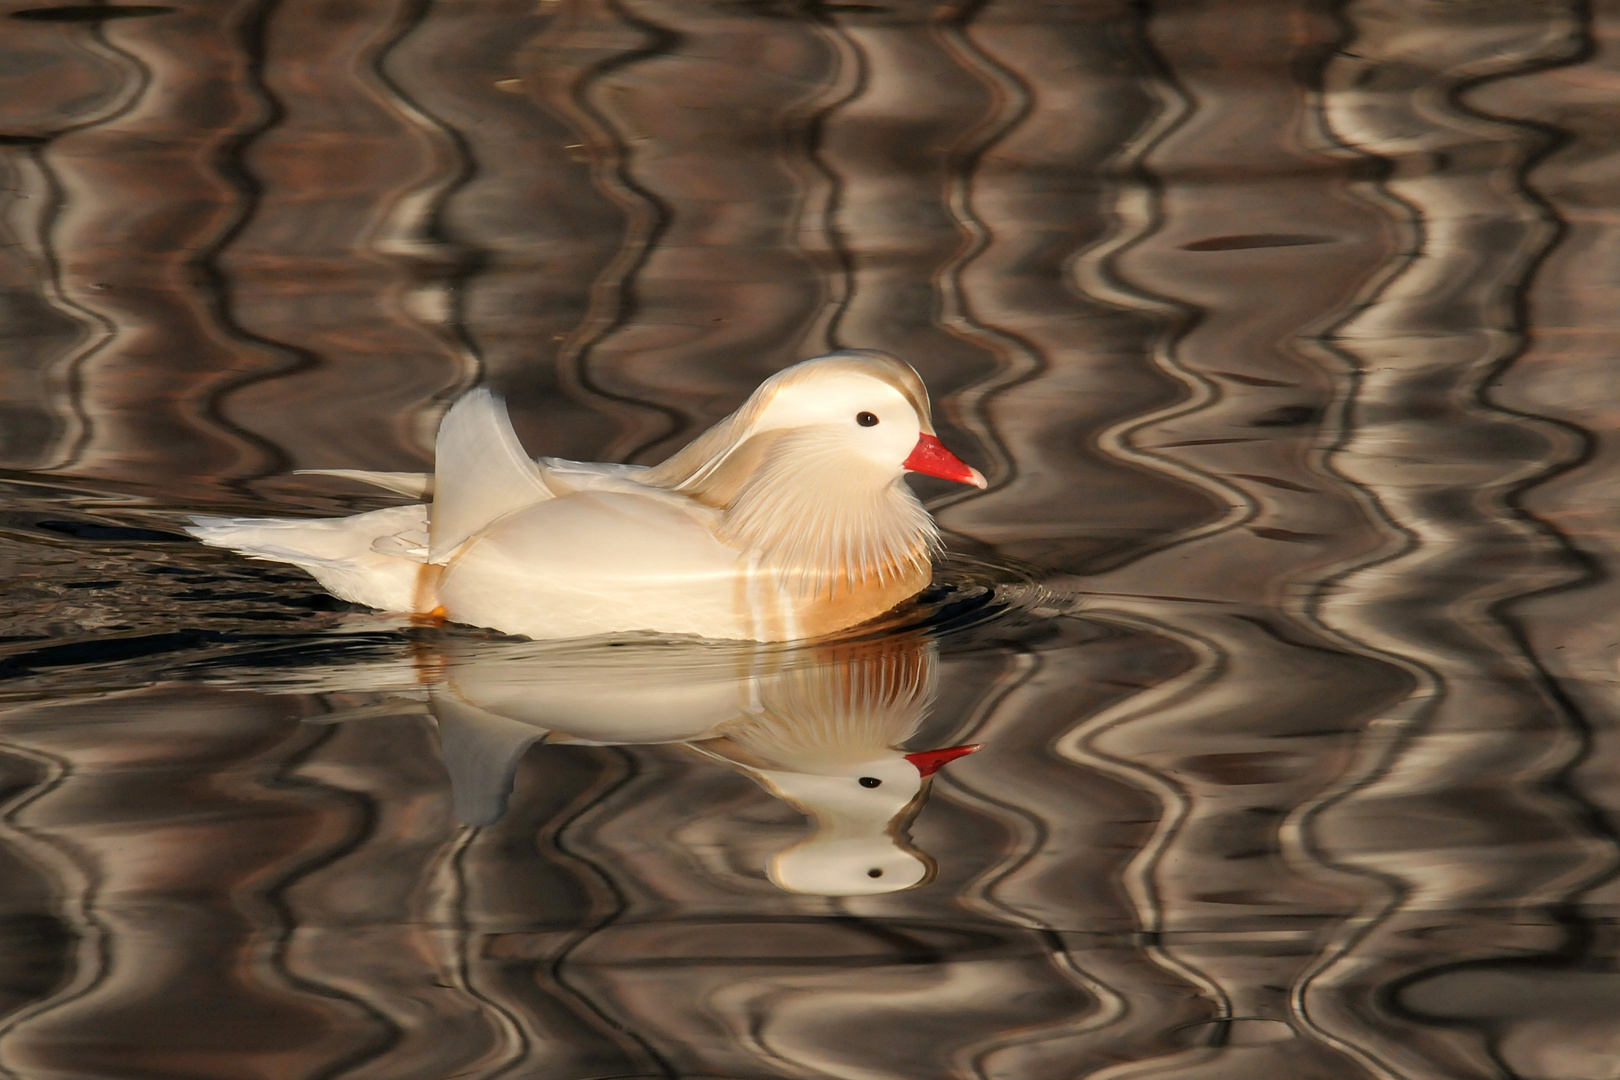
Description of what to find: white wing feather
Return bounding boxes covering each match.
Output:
[430,389,554,562]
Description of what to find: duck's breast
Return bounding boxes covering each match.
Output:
[787,561,932,640]
[436,491,790,641]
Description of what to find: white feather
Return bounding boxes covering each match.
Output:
[713,427,938,598]
[429,388,554,562]
[187,504,429,611]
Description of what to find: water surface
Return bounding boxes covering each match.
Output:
[1,1,1619,1077]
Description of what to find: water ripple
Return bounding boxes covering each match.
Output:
[1295,3,1612,1077]
[0,1,1618,1077]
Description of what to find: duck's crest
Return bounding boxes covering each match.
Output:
[430,389,554,561]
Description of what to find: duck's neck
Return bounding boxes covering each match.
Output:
[647,427,940,599]
[724,460,937,598]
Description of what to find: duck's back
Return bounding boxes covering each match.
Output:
[434,490,788,641]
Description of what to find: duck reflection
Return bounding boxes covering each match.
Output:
[411,632,978,896]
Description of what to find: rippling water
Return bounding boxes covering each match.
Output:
[2,0,1619,1076]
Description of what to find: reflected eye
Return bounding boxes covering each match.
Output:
[856,411,879,427]
[858,776,882,788]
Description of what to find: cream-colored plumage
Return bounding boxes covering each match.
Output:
[188,350,984,643]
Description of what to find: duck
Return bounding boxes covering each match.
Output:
[188,349,985,642]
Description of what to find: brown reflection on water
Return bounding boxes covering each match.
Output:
[1,0,1619,1076]
[0,618,1191,1079]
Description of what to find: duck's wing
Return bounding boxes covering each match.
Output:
[430,389,556,562]
[436,490,784,641]
[292,460,652,502]
[536,457,653,494]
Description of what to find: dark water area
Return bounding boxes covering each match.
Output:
[1,0,1620,1077]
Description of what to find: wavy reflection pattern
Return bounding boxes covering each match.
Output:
[0,8,146,473]
[0,0,1615,1078]
[1487,12,1620,1069]
[1030,1,1613,1078]
[1297,4,1615,1078]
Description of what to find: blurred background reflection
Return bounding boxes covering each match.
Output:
[2,0,1620,1077]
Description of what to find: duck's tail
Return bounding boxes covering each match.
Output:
[187,389,554,613]
[186,503,431,612]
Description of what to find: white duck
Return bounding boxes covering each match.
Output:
[188,350,985,642]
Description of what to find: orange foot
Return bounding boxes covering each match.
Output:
[410,605,449,627]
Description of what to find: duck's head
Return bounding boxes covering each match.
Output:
[743,351,986,488]
[644,350,986,497]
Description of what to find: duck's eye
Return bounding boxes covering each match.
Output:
[858,776,882,788]
[868,868,884,878]
[856,411,879,427]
